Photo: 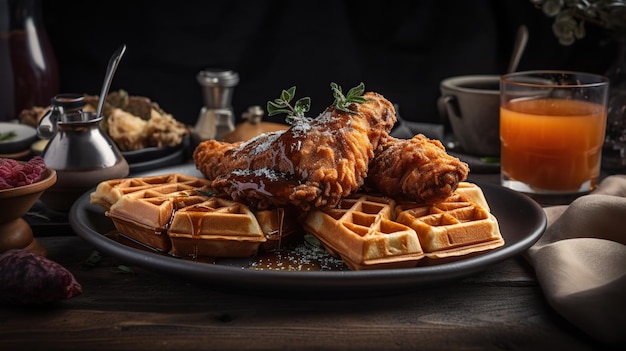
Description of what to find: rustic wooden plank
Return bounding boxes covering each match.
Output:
[0,236,603,350]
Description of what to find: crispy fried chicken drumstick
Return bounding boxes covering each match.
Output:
[193,92,396,210]
[366,134,469,204]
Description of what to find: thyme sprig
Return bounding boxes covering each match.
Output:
[266,86,311,125]
[330,82,368,113]
[0,131,17,141]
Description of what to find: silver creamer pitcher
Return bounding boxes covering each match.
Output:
[37,93,129,211]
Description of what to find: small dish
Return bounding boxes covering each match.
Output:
[0,165,57,256]
[0,122,38,154]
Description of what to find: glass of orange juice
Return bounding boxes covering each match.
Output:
[500,71,609,196]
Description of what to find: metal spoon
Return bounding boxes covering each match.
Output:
[96,44,127,118]
[507,25,528,74]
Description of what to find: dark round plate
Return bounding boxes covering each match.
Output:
[69,174,546,298]
[126,148,186,174]
[122,136,189,174]
[448,151,500,174]
[121,145,178,164]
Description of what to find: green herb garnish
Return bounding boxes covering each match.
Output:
[196,189,216,197]
[111,265,135,275]
[266,86,311,125]
[79,250,102,270]
[0,131,17,141]
[480,156,501,164]
[330,82,368,113]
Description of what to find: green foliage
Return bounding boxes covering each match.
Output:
[266,82,369,124]
[531,0,626,45]
[0,131,16,141]
[266,86,311,125]
[330,82,368,113]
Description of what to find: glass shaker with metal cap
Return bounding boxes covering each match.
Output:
[194,69,239,141]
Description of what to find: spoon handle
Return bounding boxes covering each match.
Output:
[507,25,528,74]
[96,44,127,118]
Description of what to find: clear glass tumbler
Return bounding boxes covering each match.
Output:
[500,70,609,197]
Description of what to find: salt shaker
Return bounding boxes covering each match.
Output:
[194,69,239,141]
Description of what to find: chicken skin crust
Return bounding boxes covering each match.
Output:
[366,134,469,204]
[193,92,396,210]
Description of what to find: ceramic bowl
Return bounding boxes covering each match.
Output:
[0,122,38,154]
[0,166,57,256]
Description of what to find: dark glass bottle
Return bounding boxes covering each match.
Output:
[0,0,59,121]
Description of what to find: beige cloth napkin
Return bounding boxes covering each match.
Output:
[526,175,626,345]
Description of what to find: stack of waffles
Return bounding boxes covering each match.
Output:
[90,174,292,258]
[91,175,503,269]
[302,182,504,270]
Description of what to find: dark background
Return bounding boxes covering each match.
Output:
[41,0,617,126]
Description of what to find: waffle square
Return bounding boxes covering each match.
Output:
[254,206,303,251]
[168,197,266,258]
[106,188,208,252]
[395,182,504,259]
[90,173,212,211]
[302,194,425,270]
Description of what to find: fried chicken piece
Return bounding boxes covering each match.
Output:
[366,134,469,204]
[194,92,396,210]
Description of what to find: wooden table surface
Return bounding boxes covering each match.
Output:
[0,173,613,351]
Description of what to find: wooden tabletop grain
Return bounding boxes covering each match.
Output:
[0,173,613,350]
[0,235,607,351]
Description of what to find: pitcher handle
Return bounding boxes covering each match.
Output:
[37,106,60,139]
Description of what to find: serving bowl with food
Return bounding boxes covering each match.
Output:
[0,156,57,256]
[19,90,191,173]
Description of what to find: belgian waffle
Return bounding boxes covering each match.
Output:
[106,188,208,252]
[302,194,425,270]
[254,206,303,251]
[90,173,212,211]
[395,182,503,259]
[168,197,266,258]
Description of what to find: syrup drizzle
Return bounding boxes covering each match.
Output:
[276,207,284,251]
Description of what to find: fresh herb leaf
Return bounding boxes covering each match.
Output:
[196,189,216,197]
[266,86,311,125]
[79,250,102,270]
[480,156,501,164]
[0,131,17,141]
[111,265,135,275]
[330,82,368,113]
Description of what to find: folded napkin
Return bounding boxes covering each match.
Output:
[526,175,626,345]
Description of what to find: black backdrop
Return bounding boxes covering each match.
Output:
[41,0,616,126]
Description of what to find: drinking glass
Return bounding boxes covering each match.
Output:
[500,70,609,196]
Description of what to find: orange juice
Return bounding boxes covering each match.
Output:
[500,98,606,192]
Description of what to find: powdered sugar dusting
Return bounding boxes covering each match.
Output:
[249,240,346,271]
[235,130,284,156]
[230,168,281,181]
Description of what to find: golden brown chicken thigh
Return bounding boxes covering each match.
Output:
[366,134,469,204]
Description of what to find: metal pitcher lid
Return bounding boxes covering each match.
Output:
[51,93,85,109]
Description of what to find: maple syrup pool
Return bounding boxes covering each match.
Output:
[105,230,348,271]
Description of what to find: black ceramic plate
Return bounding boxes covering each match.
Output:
[448,151,500,174]
[126,148,186,174]
[69,176,546,297]
[122,136,189,174]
